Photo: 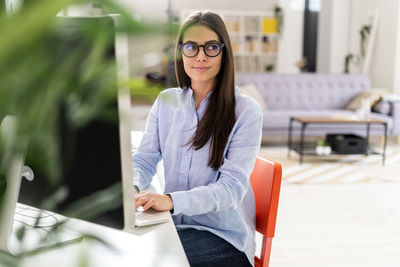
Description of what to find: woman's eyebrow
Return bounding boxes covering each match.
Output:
[204,40,220,44]
[183,40,220,44]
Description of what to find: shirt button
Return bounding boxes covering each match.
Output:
[185,155,188,159]
[181,175,184,179]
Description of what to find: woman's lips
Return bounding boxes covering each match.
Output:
[192,66,210,72]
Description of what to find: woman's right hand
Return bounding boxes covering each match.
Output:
[135,191,174,211]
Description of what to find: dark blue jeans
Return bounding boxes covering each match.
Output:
[177,228,252,267]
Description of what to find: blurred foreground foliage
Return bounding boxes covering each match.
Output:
[0,0,165,264]
[0,0,158,185]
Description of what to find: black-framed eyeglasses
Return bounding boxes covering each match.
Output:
[179,42,225,58]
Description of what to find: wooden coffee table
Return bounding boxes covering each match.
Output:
[287,115,388,164]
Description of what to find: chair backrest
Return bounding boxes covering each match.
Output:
[250,157,282,267]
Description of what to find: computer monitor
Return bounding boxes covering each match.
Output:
[18,16,133,230]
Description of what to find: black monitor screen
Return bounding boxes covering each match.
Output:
[18,16,124,229]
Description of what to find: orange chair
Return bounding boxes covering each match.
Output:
[250,157,282,267]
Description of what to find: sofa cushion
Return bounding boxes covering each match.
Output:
[372,101,391,115]
[346,88,388,111]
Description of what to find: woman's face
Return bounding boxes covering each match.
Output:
[181,25,222,87]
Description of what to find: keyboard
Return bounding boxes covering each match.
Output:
[134,208,169,227]
[12,205,82,253]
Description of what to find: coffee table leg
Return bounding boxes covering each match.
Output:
[365,123,370,156]
[288,118,294,158]
[299,123,306,164]
[382,123,387,165]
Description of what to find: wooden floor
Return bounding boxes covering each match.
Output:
[263,183,400,267]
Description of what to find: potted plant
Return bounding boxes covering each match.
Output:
[316,140,331,156]
[0,0,163,265]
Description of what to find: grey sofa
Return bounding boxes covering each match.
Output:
[236,73,400,137]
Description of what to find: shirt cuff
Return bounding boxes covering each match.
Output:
[169,191,190,215]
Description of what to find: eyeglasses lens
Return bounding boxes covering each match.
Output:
[182,43,221,57]
[205,44,220,57]
[182,44,198,57]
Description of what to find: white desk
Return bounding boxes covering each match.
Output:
[18,214,189,267]
[14,176,188,267]
[2,130,189,267]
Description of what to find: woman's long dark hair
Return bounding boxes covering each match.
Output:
[175,11,236,170]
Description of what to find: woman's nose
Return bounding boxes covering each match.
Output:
[196,48,207,61]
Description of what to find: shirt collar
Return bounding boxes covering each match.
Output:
[184,86,239,97]
[186,87,214,101]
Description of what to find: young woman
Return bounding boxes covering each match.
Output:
[134,11,262,267]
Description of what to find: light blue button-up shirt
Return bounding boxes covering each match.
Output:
[133,86,262,265]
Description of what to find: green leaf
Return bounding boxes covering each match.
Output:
[0,251,20,267]
[63,182,122,221]
[0,174,6,215]
[39,186,69,212]
[20,232,84,257]
[16,225,26,241]
[0,174,6,199]
[316,140,325,147]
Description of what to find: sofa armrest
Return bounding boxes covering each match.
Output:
[390,101,400,136]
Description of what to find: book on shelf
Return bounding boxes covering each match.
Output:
[262,18,277,34]
[245,36,258,53]
[224,16,240,32]
[262,36,278,53]
[244,16,259,33]
[234,55,261,72]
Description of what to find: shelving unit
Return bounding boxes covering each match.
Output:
[180,10,279,72]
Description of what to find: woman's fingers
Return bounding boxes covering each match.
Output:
[134,192,158,210]
[134,192,173,211]
[134,191,149,208]
[135,197,146,209]
[143,198,155,210]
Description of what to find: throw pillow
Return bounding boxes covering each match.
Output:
[372,101,391,115]
[239,83,266,111]
[346,88,388,111]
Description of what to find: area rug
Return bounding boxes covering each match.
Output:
[258,145,400,184]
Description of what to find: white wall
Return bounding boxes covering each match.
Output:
[319,0,400,91]
[316,0,332,72]
[276,0,304,73]
[317,0,350,73]
[393,3,400,93]
[349,0,399,90]
[119,0,277,23]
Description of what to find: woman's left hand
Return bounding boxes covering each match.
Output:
[135,191,174,211]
